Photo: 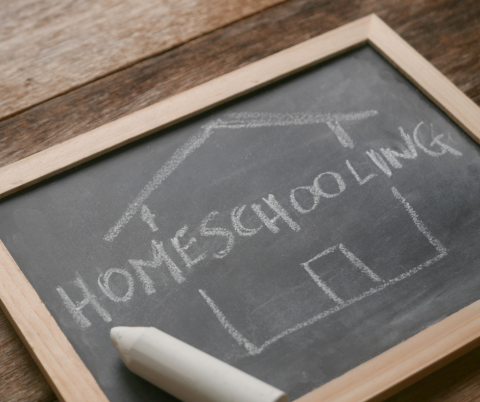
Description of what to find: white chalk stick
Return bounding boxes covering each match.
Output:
[110,326,288,402]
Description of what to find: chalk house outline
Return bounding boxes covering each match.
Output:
[199,186,447,356]
[103,111,378,242]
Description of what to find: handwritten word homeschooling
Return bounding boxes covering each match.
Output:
[56,113,462,346]
[103,111,378,242]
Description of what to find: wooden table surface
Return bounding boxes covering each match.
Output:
[1,0,479,401]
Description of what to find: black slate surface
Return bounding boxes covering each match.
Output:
[1,45,480,401]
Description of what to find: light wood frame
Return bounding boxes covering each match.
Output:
[0,14,480,402]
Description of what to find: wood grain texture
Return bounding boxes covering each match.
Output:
[368,14,480,145]
[297,298,480,402]
[0,0,479,170]
[0,16,370,200]
[0,0,285,121]
[0,316,54,402]
[387,346,480,402]
[0,0,479,401]
[0,243,109,402]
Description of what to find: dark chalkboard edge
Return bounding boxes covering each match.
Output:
[296,299,480,402]
[0,16,371,202]
[0,241,109,402]
[367,15,480,145]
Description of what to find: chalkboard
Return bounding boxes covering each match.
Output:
[1,16,480,402]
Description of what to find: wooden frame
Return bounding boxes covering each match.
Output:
[1,14,480,402]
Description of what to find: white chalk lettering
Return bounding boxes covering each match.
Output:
[98,268,134,302]
[290,184,320,214]
[130,239,185,294]
[346,160,377,185]
[152,240,186,283]
[231,205,263,237]
[413,122,462,157]
[141,204,159,232]
[366,150,392,176]
[56,276,111,328]
[314,172,346,198]
[251,195,300,233]
[171,225,206,268]
[104,110,378,241]
[129,259,156,295]
[290,172,346,213]
[199,211,235,259]
[380,126,417,168]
